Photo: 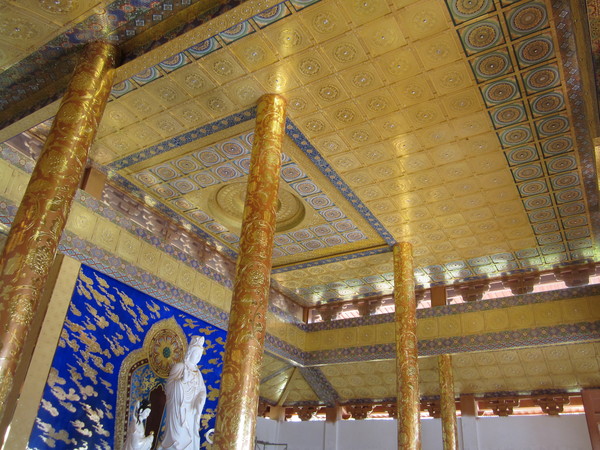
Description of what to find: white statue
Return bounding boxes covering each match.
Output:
[158,336,207,450]
[124,399,154,450]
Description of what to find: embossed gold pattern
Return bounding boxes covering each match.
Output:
[0,42,117,421]
[394,242,420,450]
[213,94,286,450]
[439,354,458,450]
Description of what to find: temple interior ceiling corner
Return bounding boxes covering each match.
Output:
[1,0,600,409]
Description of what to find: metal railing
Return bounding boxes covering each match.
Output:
[255,439,288,449]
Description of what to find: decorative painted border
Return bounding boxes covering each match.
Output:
[272,246,391,274]
[298,365,340,406]
[284,119,394,245]
[303,321,600,366]
[106,108,256,171]
[551,0,600,241]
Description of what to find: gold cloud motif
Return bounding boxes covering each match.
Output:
[41,399,59,417]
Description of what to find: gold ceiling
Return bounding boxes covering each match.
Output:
[259,341,600,405]
[1,0,599,410]
[83,0,598,307]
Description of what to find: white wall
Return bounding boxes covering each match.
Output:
[256,414,591,450]
[475,415,591,450]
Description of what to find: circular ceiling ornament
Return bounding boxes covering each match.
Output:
[448,0,494,23]
[508,2,548,37]
[491,103,526,127]
[209,182,306,233]
[461,18,504,54]
[530,91,564,116]
[505,145,538,165]
[537,116,570,137]
[542,136,573,156]
[482,78,520,105]
[516,35,554,67]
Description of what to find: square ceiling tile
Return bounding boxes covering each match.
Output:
[144,77,190,108]
[429,61,474,95]
[288,48,333,84]
[429,143,465,165]
[298,2,351,42]
[122,122,162,147]
[324,100,365,129]
[441,87,484,118]
[169,100,209,129]
[481,76,522,107]
[329,153,362,173]
[454,112,494,138]
[201,51,247,84]
[223,76,266,108]
[418,122,458,148]
[307,75,351,108]
[458,16,505,55]
[340,0,391,26]
[169,63,218,97]
[312,133,350,156]
[375,47,422,82]
[357,16,406,56]
[322,34,369,70]
[514,32,555,69]
[253,62,300,93]
[369,160,403,181]
[285,87,320,118]
[196,89,237,118]
[0,5,59,50]
[413,30,463,69]
[392,76,435,107]
[406,170,443,189]
[341,123,380,148]
[228,34,279,71]
[356,89,398,119]
[263,17,313,57]
[372,113,414,138]
[398,0,450,41]
[338,63,386,95]
[405,101,446,129]
[102,102,140,130]
[470,48,514,82]
[296,111,335,137]
[353,142,395,166]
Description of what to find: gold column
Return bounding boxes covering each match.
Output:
[213,94,286,450]
[0,42,117,422]
[394,242,420,449]
[438,354,458,450]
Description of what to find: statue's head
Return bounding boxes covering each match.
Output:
[137,399,151,421]
[186,336,205,365]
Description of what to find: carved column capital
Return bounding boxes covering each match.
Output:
[535,395,569,415]
[501,271,540,295]
[480,398,519,416]
[345,404,373,420]
[294,406,319,421]
[454,280,490,302]
[554,263,596,287]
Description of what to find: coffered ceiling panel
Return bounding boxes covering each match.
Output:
[3,0,599,308]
